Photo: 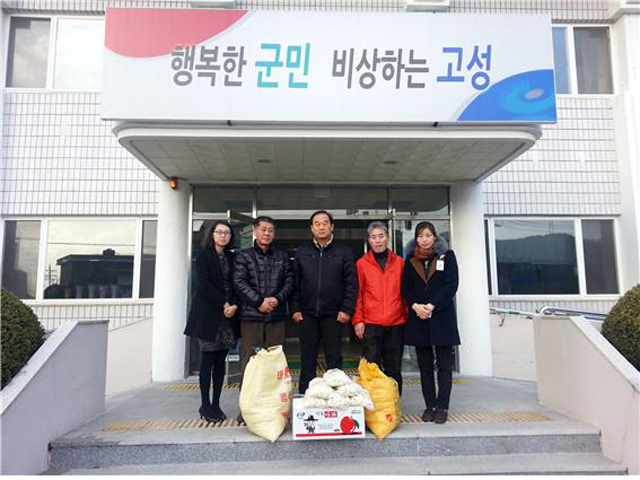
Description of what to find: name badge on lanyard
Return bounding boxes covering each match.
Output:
[436,257,445,271]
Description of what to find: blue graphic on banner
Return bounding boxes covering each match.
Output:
[457,69,556,122]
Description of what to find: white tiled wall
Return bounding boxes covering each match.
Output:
[0,0,611,16]
[484,97,620,216]
[450,0,610,21]
[1,93,158,216]
[27,302,153,332]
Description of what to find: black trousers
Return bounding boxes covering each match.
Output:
[362,323,405,396]
[415,345,455,410]
[298,314,344,394]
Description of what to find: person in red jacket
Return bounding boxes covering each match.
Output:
[353,221,408,395]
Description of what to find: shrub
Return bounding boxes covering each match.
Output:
[601,284,640,371]
[1,288,45,389]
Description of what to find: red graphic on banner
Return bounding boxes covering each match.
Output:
[105,8,249,58]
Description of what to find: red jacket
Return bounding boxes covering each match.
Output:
[352,249,407,326]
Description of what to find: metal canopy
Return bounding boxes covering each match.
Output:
[114,122,541,184]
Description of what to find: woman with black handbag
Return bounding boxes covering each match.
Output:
[402,221,460,424]
[184,220,239,422]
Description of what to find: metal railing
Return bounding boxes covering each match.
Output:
[490,306,607,323]
[537,306,607,321]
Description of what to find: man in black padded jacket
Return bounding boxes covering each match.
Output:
[290,210,358,394]
[233,216,294,390]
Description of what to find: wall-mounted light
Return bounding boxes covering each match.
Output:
[170,178,178,190]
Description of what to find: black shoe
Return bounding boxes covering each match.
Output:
[422,408,435,422]
[199,406,215,423]
[236,413,244,425]
[434,407,448,424]
[210,408,227,422]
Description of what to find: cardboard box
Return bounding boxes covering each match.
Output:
[291,397,366,440]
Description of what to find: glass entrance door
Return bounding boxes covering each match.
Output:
[272,218,375,374]
[189,185,451,377]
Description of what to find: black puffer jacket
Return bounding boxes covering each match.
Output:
[233,242,295,321]
[290,241,358,317]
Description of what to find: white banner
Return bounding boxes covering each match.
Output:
[102,9,557,123]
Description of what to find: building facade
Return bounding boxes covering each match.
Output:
[2,0,639,381]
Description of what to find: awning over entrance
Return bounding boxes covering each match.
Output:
[114,123,541,183]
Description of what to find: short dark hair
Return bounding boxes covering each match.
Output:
[201,220,235,251]
[254,216,275,228]
[310,210,334,225]
[414,221,437,241]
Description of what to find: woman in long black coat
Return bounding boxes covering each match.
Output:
[402,221,460,424]
[184,220,238,422]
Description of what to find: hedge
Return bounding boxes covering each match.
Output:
[1,288,45,389]
[601,284,640,371]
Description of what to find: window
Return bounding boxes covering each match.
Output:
[552,27,570,94]
[193,187,254,215]
[484,219,491,294]
[6,17,51,88]
[53,18,104,90]
[139,221,157,298]
[257,186,387,217]
[43,220,136,299]
[552,25,613,95]
[489,218,619,296]
[389,188,449,216]
[494,220,579,295]
[574,27,613,94]
[2,221,41,299]
[6,16,104,90]
[582,219,618,294]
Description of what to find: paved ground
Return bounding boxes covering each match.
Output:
[46,376,625,475]
[55,375,594,446]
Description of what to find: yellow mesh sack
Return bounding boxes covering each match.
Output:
[239,345,292,443]
[355,357,401,440]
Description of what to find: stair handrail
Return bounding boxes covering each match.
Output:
[537,306,607,321]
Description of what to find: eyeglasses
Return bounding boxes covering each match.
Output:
[214,230,231,236]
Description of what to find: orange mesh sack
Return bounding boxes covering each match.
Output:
[239,345,292,443]
[355,357,401,440]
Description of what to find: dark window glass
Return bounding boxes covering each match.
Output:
[257,187,387,217]
[2,221,41,299]
[389,187,449,216]
[552,27,570,94]
[139,221,157,298]
[484,219,492,295]
[582,220,618,294]
[575,27,613,94]
[193,187,254,214]
[6,17,50,88]
[44,220,136,299]
[495,220,579,295]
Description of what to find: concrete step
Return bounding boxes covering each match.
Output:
[48,420,606,472]
[49,453,626,475]
[46,378,627,475]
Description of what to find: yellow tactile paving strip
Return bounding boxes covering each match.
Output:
[163,378,471,391]
[103,411,551,432]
